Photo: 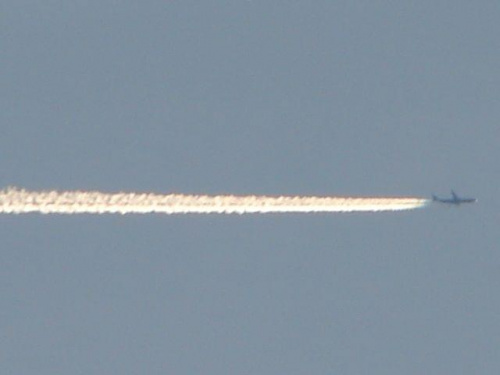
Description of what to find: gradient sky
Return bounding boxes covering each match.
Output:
[1,1,499,374]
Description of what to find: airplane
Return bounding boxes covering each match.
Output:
[432,190,477,205]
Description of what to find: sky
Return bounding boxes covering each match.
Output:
[1,1,499,374]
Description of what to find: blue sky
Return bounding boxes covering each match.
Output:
[0,2,498,374]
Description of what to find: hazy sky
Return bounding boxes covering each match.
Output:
[1,1,499,374]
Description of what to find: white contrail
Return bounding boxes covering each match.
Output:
[0,187,429,215]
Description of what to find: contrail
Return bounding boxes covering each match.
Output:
[0,187,429,215]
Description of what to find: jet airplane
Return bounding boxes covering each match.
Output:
[432,190,477,205]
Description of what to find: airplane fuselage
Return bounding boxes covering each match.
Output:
[432,190,476,205]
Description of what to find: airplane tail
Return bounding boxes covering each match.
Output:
[432,194,438,201]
